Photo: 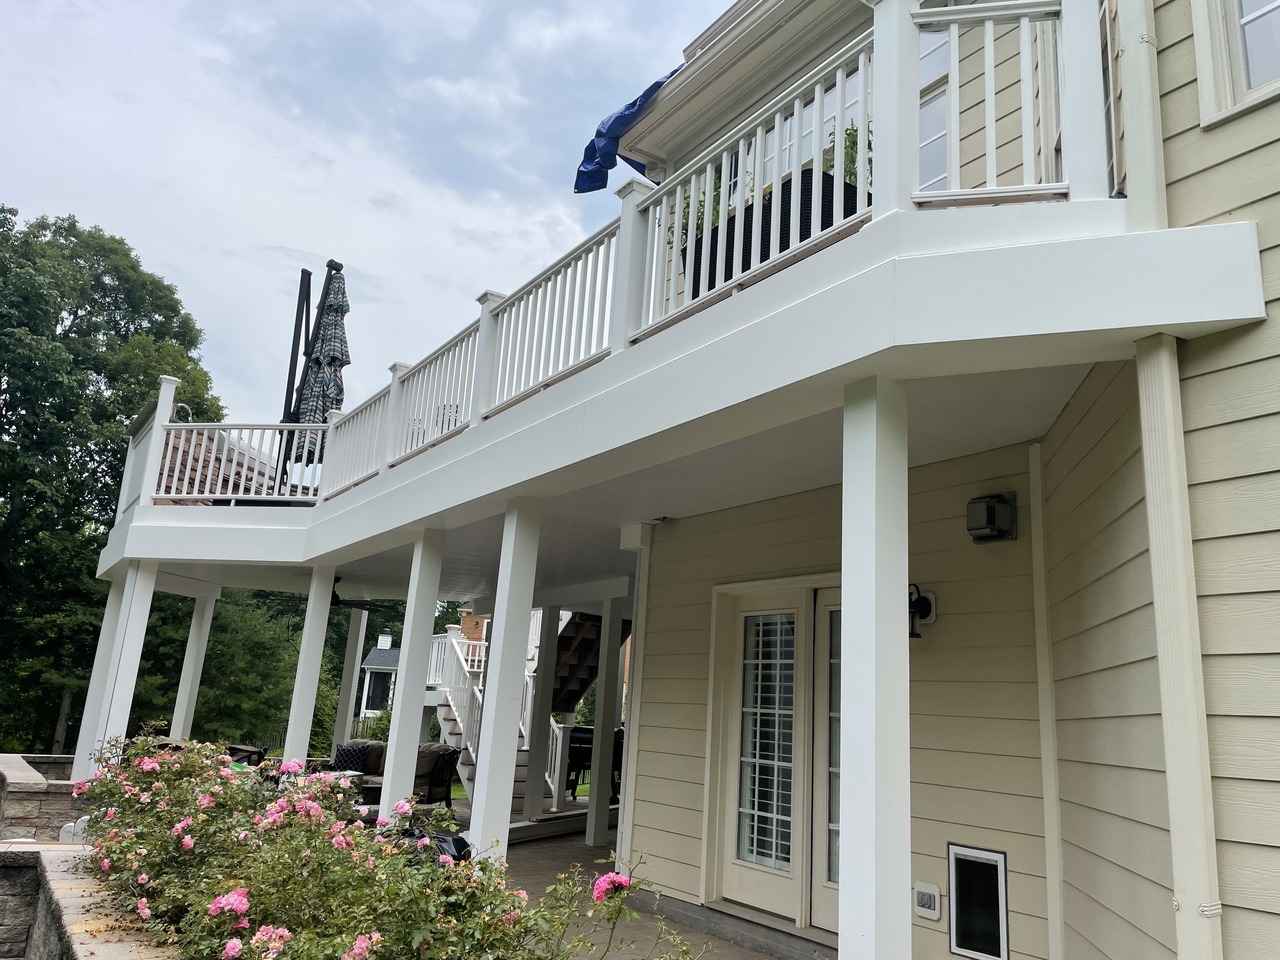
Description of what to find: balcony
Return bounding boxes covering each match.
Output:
[110,0,1254,524]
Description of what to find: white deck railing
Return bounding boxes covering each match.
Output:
[441,633,486,759]
[322,390,389,495]
[132,2,1106,512]
[154,423,327,502]
[392,322,479,463]
[638,30,874,333]
[491,220,619,409]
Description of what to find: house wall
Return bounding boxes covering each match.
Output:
[906,445,1048,960]
[628,445,1049,959]
[1040,360,1176,958]
[1156,0,1280,955]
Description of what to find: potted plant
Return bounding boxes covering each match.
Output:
[675,121,869,299]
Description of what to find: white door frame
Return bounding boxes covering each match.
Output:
[703,571,840,928]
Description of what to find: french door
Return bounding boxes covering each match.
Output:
[716,581,840,933]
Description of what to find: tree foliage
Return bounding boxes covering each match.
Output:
[0,204,224,751]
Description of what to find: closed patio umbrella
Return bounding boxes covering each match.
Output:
[294,270,350,459]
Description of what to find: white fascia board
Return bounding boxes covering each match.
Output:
[303,215,1263,563]
[97,506,313,577]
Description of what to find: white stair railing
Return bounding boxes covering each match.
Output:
[546,717,575,814]
[441,634,486,759]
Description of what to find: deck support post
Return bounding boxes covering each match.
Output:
[73,575,128,780]
[587,597,625,846]
[839,376,911,960]
[333,608,368,758]
[382,529,446,810]
[610,179,655,352]
[470,498,542,859]
[1135,334,1224,959]
[94,559,159,762]
[283,565,336,764]
[522,606,561,821]
[169,590,220,740]
[470,291,507,426]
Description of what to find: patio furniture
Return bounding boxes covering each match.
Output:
[332,739,460,808]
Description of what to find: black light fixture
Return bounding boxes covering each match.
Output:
[909,584,935,639]
[966,492,1017,543]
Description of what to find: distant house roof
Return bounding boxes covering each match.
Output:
[361,647,400,670]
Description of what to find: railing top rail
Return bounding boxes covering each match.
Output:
[398,319,481,382]
[638,27,875,211]
[491,218,622,317]
[126,398,161,438]
[331,384,391,424]
[913,0,1061,27]
[162,421,330,432]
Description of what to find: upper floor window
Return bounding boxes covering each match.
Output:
[919,29,950,192]
[1192,0,1280,123]
[1240,0,1280,90]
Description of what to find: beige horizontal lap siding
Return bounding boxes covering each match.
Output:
[629,485,842,901]
[1041,361,1177,958]
[1154,0,1280,952]
[908,444,1048,960]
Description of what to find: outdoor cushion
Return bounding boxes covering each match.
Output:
[352,739,386,775]
[333,742,366,773]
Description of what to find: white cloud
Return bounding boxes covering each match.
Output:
[0,0,726,423]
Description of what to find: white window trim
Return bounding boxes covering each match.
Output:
[1191,0,1280,128]
[947,844,1010,960]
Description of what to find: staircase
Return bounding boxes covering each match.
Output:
[435,611,629,819]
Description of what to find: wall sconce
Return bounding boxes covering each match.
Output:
[967,492,1017,543]
[909,584,936,639]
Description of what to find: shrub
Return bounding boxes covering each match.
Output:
[79,737,698,960]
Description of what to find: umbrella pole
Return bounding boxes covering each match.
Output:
[282,269,313,423]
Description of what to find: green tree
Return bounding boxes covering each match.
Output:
[0,204,224,751]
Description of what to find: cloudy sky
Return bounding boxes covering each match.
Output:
[1,1,725,421]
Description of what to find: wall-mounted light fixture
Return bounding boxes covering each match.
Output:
[909,584,936,639]
[967,492,1017,543]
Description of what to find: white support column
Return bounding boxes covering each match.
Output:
[1135,334,1224,959]
[469,498,542,859]
[169,590,220,740]
[73,576,127,780]
[839,377,910,960]
[283,565,336,764]
[522,606,561,821]
[382,530,446,810]
[587,597,625,846]
[97,560,159,752]
[609,179,655,353]
[864,0,921,214]
[615,522,653,865]
[1059,0,1112,201]
[469,291,507,425]
[332,608,369,756]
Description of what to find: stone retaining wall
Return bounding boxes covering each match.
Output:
[0,758,82,842]
[0,847,161,960]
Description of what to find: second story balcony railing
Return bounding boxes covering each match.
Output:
[114,0,1113,515]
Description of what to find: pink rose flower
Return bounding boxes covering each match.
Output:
[100,859,111,873]
[137,874,149,885]
[375,817,389,827]
[591,872,631,903]
[394,800,412,816]
[222,938,242,959]
[182,835,194,850]
[279,759,304,775]
[438,854,455,866]
[137,898,151,921]
[172,817,192,836]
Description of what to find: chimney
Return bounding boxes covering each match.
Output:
[377,630,393,650]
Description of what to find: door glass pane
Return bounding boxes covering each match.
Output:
[827,609,841,883]
[738,613,795,869]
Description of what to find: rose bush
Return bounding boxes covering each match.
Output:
[81,737,698,960]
